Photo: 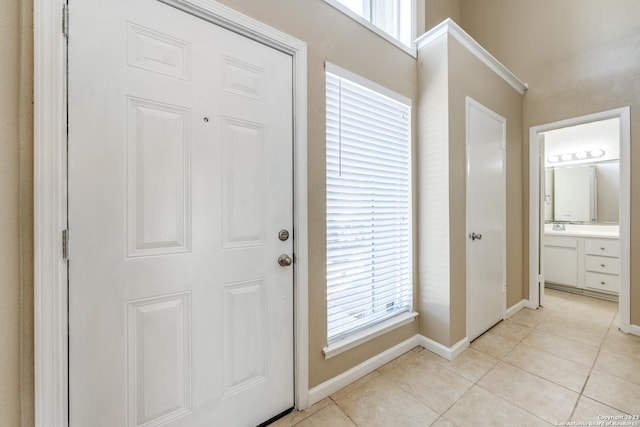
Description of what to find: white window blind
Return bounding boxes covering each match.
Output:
[326,64,413,344]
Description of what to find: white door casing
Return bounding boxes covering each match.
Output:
[538,133,546,307]
[67,0,300,426]
[528,107,633,335]
[466,97,506,342]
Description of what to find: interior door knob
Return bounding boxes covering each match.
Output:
[469,232,482,241]
[278,254,293,267]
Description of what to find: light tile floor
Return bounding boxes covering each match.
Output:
[272,289,640,426]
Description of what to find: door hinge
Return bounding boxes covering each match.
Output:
[62,4,69,39]
[62,229,69,260]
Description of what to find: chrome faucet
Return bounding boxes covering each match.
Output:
[552,223,566,231]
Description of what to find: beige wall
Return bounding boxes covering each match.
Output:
[425,0,460,30]
[459,0,640,325]
[417,32,524,346]
[1,0,33,425]
[0,0,22,425]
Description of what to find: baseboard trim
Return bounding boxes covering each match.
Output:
[621,323,640,337]
[505,299,526,319]
[307,335,422,406]
[524,299,538,309]
[417,335,469,361]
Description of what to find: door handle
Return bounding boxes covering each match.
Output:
[278,254,293,267]
[469,232,482,241]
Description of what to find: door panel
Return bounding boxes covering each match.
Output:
[127,97,192,257]
[466,99,506,341]
[69,1,294,425]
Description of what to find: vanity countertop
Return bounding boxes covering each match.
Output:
[544,224,619,239]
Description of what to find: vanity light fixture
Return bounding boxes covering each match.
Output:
[547,148,605,164]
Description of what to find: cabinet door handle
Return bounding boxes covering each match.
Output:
[600,247,605,250]
[601,264,606,268]
[601,281,606,285]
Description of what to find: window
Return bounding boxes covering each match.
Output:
[325,0,415,52]
[325,63,413,349]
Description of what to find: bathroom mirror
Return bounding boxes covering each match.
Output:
[551,164,595,222]
[542,117,620,225]
[544,160,619,224]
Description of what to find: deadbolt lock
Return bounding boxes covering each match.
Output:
[278,229,290,241]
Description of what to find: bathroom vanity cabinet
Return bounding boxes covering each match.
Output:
[544,233,620,295]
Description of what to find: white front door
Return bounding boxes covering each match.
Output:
[466,98,506,341]
[68,0,294,425]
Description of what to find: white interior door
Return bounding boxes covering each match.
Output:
[466,98,506,341]
[68,0,294,425]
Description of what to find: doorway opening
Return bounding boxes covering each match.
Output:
[528,107,631,333]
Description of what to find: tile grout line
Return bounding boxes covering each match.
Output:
[481,296,616,424]
[473,382,555,426]
[476,357,579,423]
[470,317,535,360]
[448,322,553,426]
[433,341,503,422]
[528,325,605,349]
[567,340,604,419]
[568,305,633,419]
[286,294,626,426]
[377,346,505,423]
[498,351,586,395]
[549,294,638,417]
[564,295,618,422]
[374,350,467,418]
[429,415,446,426]
[329,395,360,427]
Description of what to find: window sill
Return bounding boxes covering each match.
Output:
[323,311,419,360]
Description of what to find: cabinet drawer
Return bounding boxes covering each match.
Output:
[544,236,578,248]
[585,272,620,294]
[585,239,620,257]
[585,255,620,275]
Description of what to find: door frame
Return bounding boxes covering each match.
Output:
[527,107,635,334]
[34,1,309,426]
[465,97,507,341]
